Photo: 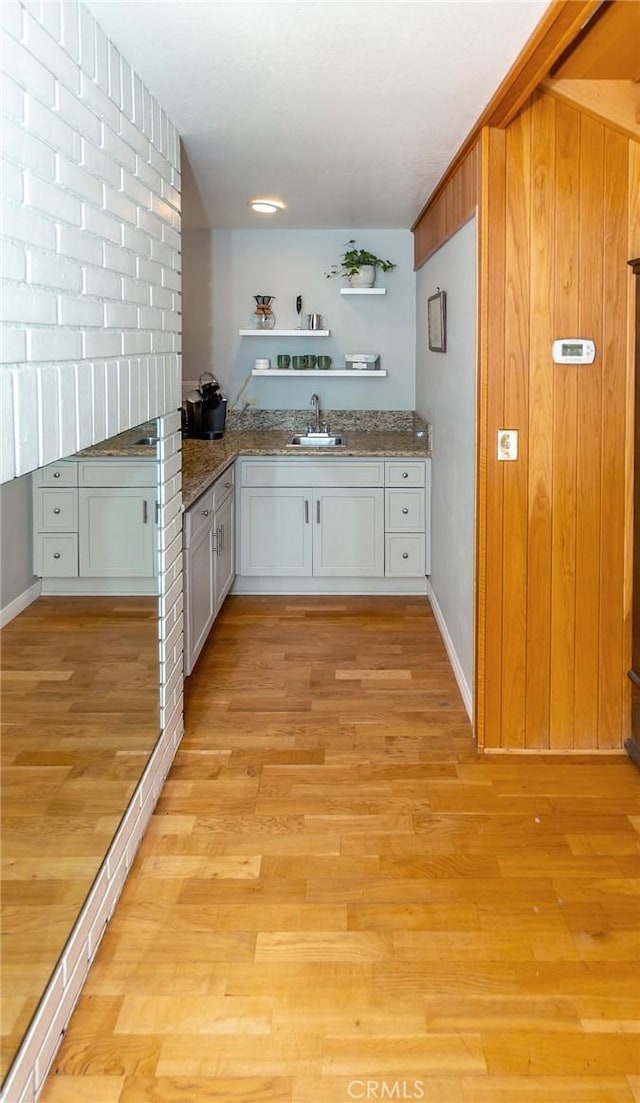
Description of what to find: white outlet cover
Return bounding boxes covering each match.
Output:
[497,429,518,461]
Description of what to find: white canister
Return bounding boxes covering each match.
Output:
[254,357,271,371]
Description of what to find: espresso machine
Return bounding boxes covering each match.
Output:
[185,372,227,439]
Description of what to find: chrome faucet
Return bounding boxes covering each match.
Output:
[309,393,323,434]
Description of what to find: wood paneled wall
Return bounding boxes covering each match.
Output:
[413,142,480,268]
[477,90,640,751]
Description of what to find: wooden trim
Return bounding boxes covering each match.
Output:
[413,144,480,270]
[475,127,507,751]
[414,210,477,272]
[411,0,600,233]
[551,0,640,79]
[542,78,640,141]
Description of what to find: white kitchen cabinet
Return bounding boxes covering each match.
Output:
[33,459,158,593]
[184,467,236,675]
[184,514,216,672]
[78,487,156,577]
[240,485,383,578]
[239,487,312,577]
[236,456,430,594]
[384,460,431,579]
[238,460,385,581]
[313,487,384,577]
[214,487,235,610]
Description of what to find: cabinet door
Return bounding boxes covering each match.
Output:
[213,490,235,612]
[78,488,156,577]
[184,519,215,675]
[239,487,312,576]
[313,488,384,577]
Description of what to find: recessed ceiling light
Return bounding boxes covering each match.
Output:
[249,198,286,214]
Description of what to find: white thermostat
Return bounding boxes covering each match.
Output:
[552,339,596,364]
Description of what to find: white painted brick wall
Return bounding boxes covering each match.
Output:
[1,0,182,484]
[0,6,185,1101]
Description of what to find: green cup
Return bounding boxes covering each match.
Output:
[307,354,317,369]
[277,354,291,369]
[292,355,309,370]
[316,355,332,370]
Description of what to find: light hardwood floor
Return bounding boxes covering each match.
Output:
[1,596,158,1079]
[37,596,640,1103]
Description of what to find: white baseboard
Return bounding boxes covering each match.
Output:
[41,577,158,596]
[0,580,41,628]
[428,589,473,720]
[232,576,428,596]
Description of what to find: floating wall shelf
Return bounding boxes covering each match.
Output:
[252,369,388,378]
[238,329,330,337]
[339,288,386,296]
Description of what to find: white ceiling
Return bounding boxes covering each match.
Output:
[84,0,550,231]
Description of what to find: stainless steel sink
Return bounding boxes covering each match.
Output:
[134,436,159,445]
[287,433,347,448]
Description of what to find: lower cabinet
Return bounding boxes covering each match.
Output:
[78,487,156,577]
[33,459,158,591]
[239,486,384,578]
[184,467,235,675]
[237,457,430,589]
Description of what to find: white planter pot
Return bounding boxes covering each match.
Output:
[348,266,376,288]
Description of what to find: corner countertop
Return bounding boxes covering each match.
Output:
[182,429,431,510]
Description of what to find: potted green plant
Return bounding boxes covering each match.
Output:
[325,239,397,288]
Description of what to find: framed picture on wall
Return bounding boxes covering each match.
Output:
[427,289,447,352]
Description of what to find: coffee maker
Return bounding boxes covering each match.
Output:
[185,373,227,439]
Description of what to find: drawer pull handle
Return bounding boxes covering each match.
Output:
[402,552,409,559]
[402,507,409,515]
[316,499,321,524]
[53,472,61,479]
[402,472,409,479]
[201,508,210,516]
[143,500,148,524]
[53,552,61,559]
[304,499,309,524]
[53,507,61,515]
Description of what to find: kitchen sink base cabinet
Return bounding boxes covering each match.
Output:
[235,456,430,596]
[183,466,235,675]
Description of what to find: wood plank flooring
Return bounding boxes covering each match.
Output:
[0,596,159,1080]
[37,596,640,1103]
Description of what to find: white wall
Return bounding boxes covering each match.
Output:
[183,228,415,410]
[416,217,476,715]
[0,0,182,483]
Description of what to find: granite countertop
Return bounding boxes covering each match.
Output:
[75,423,157,458]
[182,428,431,509]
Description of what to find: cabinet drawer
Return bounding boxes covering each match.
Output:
[184,488,214,548]
[385,461,425,488]
[213,464,235,509]
[385,533,426,577]
[385,488,425,532]
[239,458,384,489]
[35,534,79,577]
[36,488,78,532]
[78,460,156,487]
[34,461,78,488]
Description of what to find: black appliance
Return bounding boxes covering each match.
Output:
[185,373,227,439]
